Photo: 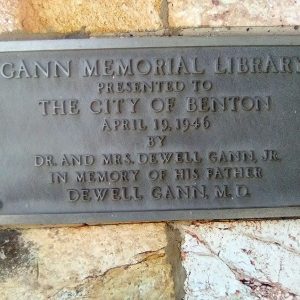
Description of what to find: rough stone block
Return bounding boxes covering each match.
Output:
[0,0,21,33]
[177,219,300,299]
[168,0,300,28]
[0,223,175,299]
[0,0,163,34]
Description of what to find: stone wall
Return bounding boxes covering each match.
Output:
[0,1,299,299]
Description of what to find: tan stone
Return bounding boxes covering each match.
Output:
[0,0,163,34]
[168,0,300,28]
[85,252,174,300]
[0,223,174,299]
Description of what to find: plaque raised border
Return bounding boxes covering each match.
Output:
[0,36,299,225]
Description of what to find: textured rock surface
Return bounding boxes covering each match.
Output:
[1,220,299,299]
[177,219,300,299]
[0,0,21,32]
[0,224,175,299]
[168,0,300,28]
[0,0,163,34]
[1,0,300,35]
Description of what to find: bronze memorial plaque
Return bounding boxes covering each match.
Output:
[0,37,299,224]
